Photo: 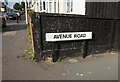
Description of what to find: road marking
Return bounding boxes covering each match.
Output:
[3,31,17,36]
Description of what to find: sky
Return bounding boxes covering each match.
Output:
[2,0,23,8]
[8,0,22,8]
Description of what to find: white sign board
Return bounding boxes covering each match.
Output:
[46,32,92,42]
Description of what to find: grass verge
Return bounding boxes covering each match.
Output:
[26,25,35,60]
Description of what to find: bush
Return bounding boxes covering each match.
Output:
[26,25,35,60]
[27,8,34,15]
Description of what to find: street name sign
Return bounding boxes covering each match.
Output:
[46,32,92,42]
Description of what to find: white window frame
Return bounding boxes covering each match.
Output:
[67,0,73,13]
[45,0,59,13]
[39,0,46,12]
[33,0,85,15]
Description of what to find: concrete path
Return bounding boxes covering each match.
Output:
[2,19,118,80]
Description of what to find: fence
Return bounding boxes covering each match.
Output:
[86,2,119,19]
[30,13,117,62]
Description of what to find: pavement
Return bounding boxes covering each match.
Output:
[2,17,118,80]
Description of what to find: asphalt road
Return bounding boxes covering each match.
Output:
[2,18,118,80]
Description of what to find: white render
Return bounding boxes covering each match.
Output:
[30,0,86,15]
[73,0,85,15]
[58,0,66,13]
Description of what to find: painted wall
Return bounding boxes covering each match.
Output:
[58,0,86,15]
[73,0,85,15]
[58,0,65,13]
[32,0,86,15]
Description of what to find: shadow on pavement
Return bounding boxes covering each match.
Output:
[2,14,26,32]
[2,21,27,32]
[2,24,27,32]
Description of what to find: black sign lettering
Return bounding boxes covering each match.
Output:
[74,34,86,38]
[53,34,72,39]
[53,35,59,39]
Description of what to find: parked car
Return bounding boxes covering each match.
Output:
[19,10,24,15]
[0,12,7,28]
[7,10,21,20]
[1,11,8,20]
[14,11,21,19]
[0,11,7,27]
[8,12,17,19]
[2,16,7,27]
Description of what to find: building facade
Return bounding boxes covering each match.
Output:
[30,0,86,15]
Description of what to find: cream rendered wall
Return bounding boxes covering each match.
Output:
[58,0,86,15]
[32,0,86,15]
[73,0,86,15]
[34,2,36,12]
[30,0,35,10]
[58,0,66,13]
[34,2,38,12]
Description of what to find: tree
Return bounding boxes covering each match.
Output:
[21,2,25,11]
[13,3,22,10]
[4,0,8,5]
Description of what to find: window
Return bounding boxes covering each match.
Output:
[54,1,56,13]
[45,0,57,13]
[37,3,39,12]
[67,0,73,13]
[49,2,52,13]
[45,2,48,12]
[40,1,42,11]
[43,1,45,10]
[63,0,73,13]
